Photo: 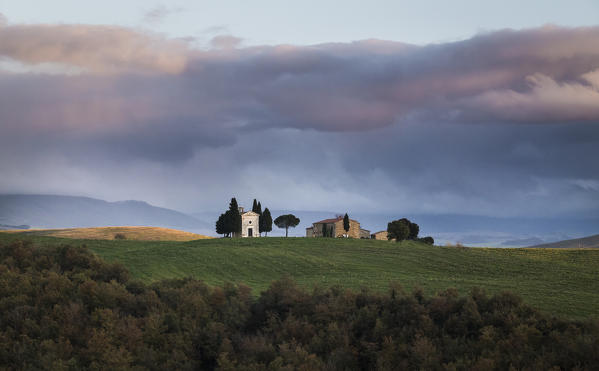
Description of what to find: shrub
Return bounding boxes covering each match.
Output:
[418,236,434,245]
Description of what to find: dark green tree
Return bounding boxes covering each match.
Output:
[409,221,420,240]
[395,218,420,240]
[274,214,300,237]
[252,199,259,213]
[255,201,263,236]
[225,197,242,237]
[387,219,410,242]
[260,208,273,236]
[343,213,350,236]
[216,213,226,237]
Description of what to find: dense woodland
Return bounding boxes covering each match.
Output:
[1,239,598,370]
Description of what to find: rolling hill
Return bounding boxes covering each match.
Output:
[0,194,208,231]
[1,226,211,241]
[1,233,597,319]
[527,234,599,249]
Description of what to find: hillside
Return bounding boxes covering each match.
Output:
[527,234,599,249]
[1,226,211,241]
[1,233,597,319]
[2,239,596,370]
[0,194,208,231]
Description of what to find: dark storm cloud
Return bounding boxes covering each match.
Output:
[0,22,598,217]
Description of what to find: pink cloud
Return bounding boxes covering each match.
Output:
[0,24,189,74]
[0,23,598,145]
[459,71,599,123]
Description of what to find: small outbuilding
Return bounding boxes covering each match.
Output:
[371,230,389,240]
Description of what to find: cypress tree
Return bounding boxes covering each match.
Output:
[216,213,226,237]
[252,199,259,213]
[256,202,263,236]
[261,208,273,236]
[343,213,350,236]
[226,197,242,237]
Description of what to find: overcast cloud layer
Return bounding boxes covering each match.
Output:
[0,20,598,218]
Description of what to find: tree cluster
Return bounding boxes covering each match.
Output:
[252,199,273,236]
[387,218,434,244]
[216,198,242,237]
[1,239,597,370]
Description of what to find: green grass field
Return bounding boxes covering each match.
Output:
[1,233,598,319]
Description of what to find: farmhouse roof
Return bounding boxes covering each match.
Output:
[314,216,358,224]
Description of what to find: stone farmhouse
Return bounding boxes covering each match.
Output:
[306,216,370,239]
[233,207,260,238]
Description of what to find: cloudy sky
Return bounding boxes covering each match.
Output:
[1,1,598,219]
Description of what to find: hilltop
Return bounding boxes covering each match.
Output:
[1,226,211,241]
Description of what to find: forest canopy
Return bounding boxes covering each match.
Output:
[0,239,597,370]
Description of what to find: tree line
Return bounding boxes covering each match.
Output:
[0,239,597,370]
[216,197,303,237]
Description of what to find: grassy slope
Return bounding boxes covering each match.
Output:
[0,226,211,241]
[1,234,597,319]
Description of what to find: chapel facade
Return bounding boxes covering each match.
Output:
[233,207,260,238]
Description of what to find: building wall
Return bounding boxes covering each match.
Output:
[372,231,388,240]
[241,212,260,237]
[310,223,335,237]
[307,218,362,238]
[360,229,371,239]
[332,219,361,238]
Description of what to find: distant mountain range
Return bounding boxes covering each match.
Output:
[0,194,208,232]
[0,224,30,230]
[527,234,599,249]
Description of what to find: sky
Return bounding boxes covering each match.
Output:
[0,1,599,221]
